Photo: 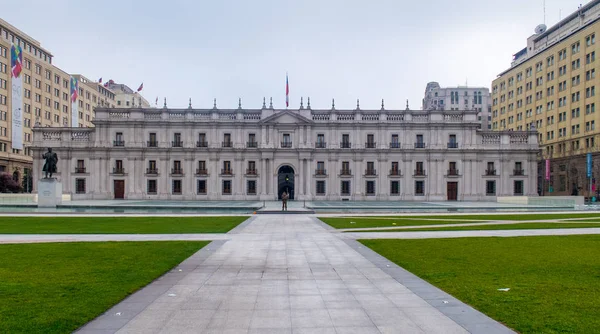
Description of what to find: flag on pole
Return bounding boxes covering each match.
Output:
[98,77,102,83]
[285,73,289,108]
[155,97,158,105]
[137,83,143,92]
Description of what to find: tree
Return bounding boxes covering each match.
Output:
[0,173,22,193]
[21,168,33,193]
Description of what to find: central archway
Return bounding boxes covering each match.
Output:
[278,165,295,200]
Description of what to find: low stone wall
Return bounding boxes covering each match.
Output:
[497,196,584,207]
[0,193,71,204]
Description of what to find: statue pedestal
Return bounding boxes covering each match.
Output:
[38,178,62,208]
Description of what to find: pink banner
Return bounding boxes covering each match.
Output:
[545,159,550,180]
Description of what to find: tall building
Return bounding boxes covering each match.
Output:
[491,0,600,196]
[106,81,151,108]
[422,82,491,129]
[32,104,538,201]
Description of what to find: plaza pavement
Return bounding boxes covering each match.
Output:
[71,215,516,334]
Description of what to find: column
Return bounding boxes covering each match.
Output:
[235,158,244,197]
[270,159,275,197]
[260,159,266,195]
[160,158,169,197]
[298,159,304,197]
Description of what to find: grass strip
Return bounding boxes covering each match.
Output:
[350,222,600,232]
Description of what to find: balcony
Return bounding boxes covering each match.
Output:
[222,141,232,148]
[171,141,183,148]
[485,169,497,176]
[447,142,459,149]
[513,169,525,176]
[365,169,377,176]
[389,169,402,176]
[315,142,327,148]
[414,142,426,149]
[340,142,351,149]
[246,168,258,175]
[414,169,426,177]
[146,168,159,175]
[74,167,86,173]
[195,168,208,175]
[340,169,352,176]
[365,142,377,149]
[221,169,233,175]
[196,141,208,148]
[447,169,459,176]
[315,169,327,177]
[246,141,258,148]
[389,142,401,149]
[171,168,184,175]
[147,140,158,147]
[281,141,292,148]
[113,140,125,147]
[112,167,125,174]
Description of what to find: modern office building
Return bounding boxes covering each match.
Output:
[422,82,492,129]
[491,0,600,196]
[32,103,539,201]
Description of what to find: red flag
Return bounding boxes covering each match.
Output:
[137,83,143,92]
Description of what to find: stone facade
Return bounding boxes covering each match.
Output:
[32,106,539,201]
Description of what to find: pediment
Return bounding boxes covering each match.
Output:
[259,110,313,125]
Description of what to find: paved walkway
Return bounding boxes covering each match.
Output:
[74,215,515,334]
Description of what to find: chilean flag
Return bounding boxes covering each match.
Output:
[285,73,289,108]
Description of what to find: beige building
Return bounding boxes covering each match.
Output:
[0,18,118,187]
[492,0,600,196]
[107,82,151,108]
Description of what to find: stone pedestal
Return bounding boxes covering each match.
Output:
[37,178,62,208]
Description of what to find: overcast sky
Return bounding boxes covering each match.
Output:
[2,0,586,110]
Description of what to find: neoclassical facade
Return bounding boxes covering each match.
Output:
[32,105,539,201]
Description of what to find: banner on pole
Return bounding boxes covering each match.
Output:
[70,76,79,127]
[587,153,593,178]
[10,43,23,150]
[545,159,550,181]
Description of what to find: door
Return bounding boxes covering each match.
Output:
[114,180,125,199]
[447,182,458,201]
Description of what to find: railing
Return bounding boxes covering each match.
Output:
[389,169,401,176]
[147,140,158,147]
[315,169,327,176]
[146,168,158,174]
[246,168,257,175]
[196,141,208,148]
[340,142,351,148]
[113,140,125,147]
[74,167,86,173]
[365,142,376,148]
[389,142,401,148]
[447,142,459,148]
[221,169,233,175]
[414,142,426,148]
[196,168,208,175]
[447,169,459,176]
[113,167,125,174]
[222,141,232,148]
[414,169,426,176]
[340,169,352,175]
[315,142,327,148]
[365,169,377,176]
[485,169,496,176]
[171,141,183,148]
[514,169,525,176]
[281,141,292,148]
[171,168,183,175]
[247,141,258,148]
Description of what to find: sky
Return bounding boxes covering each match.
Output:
[2,0,587,110]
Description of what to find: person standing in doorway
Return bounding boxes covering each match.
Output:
[282,191,289,211]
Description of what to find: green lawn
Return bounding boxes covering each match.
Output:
[320,213,600,229]
[351,222,600,232]
[0,241,208,333]
[360,236,600,333]
[0,216,248,234]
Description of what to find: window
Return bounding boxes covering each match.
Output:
[114,132,124,146]
[172,180,182,194]
[247,180,256,195]
[366,134,375,148]
[365,181,375,195]
[148,160,157,173]
[448,134,457,148]
[197,180,207,194]
[514,180,524,195]
[415,181,425,196]
[415,161,424,175]
[587,86,595,98]
[173,132,182,146]
[222,180,232,195]
[148,132,157,146]
[75,179,86,194]
[586,51,596,64]
[316,181,326,195]
[587,69,596,81]
[415,134,424,148]
[198,133,207,147]
[572,42,580,54]
[586,103,595,114]
[316,161,325,174]
[572,59,581,70]
[390,181,400,195]
[147,180,157,194]
[223,160,231,174]
[223,133,231,146]
[248,133,256,146]
[486,181,496,196]
[587,33,596,46]
[282,133,291,147]
[341,181,351,195]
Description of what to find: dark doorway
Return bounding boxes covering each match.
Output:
[447,182,458,201]
[114,180,125,199]
[278,165,295,200]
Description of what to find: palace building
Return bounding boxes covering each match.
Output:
[32,102,539,201]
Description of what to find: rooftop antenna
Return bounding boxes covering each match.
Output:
[543,0,546,24]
